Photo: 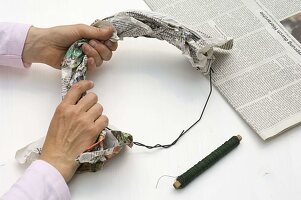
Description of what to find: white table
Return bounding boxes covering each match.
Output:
[1,0,301,199]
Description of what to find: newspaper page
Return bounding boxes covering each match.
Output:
[144,0,301,140]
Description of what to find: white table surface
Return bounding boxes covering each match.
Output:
[1,0,301,199]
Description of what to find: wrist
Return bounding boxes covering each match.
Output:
[39,154,78,182]
[22,26,48,64]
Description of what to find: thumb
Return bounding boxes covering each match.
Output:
[76,24,113,41]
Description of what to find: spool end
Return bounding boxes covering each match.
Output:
[236,135,242,141]
[173,180,182,189]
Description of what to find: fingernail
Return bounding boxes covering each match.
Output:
[82,44,89,51]
[89,40,97,47]
[89,80,94,86]
[105,40,113,47]
[103,25,112,31]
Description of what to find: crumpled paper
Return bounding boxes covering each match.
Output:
[101,10,233,74]
[16,10,233,172]
[77,129,132,172]
[15,129,133,172]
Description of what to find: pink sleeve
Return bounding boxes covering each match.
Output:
[1,160,71,200]
[0,22,32,68]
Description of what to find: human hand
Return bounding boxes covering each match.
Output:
[22,24,118,70]
[39,80,108,182]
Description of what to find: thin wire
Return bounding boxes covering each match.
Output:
[155,175,176,189]
[133,69,213,149]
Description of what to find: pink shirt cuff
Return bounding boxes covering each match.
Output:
[1,160,71,200]
[0,22,32,68]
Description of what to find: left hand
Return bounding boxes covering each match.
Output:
[22,24,118,70]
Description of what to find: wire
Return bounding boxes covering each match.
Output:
[133,69,213,149]
[155,175,176,189]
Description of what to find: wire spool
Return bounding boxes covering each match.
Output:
[174,135,242,189]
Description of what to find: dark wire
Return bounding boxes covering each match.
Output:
[133,69,213,149]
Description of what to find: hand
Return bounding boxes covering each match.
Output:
[22,24,118,70]
[39,80,109,182]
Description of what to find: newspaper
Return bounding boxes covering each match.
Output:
[62,10,234,96]
[15,129,133,172]
[144,0,301,139]
[16,10,233,171]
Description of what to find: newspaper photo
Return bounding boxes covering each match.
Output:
[144,0,301,139]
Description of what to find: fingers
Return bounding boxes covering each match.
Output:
[95,115,109,131]
[77,24,118,71]
[77,92,98,112]
[89,40,113,61]
[77,24,113,41]
[82,41,116,70]
[63,80,94,105]
[82,43,103,67]
[63,81,107,123]
[87,103,103,121]
[104,40,118,51]
[87,57,97,71]
[64,81,94,105]
[82,40,113,64]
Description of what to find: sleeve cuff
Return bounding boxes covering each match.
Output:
[0,23,32,68]
[1,160,71,200]
[30,160,71,199]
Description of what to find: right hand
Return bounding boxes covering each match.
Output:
[39,80,108,182]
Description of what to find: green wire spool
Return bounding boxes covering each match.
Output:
[173,135,242,189]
